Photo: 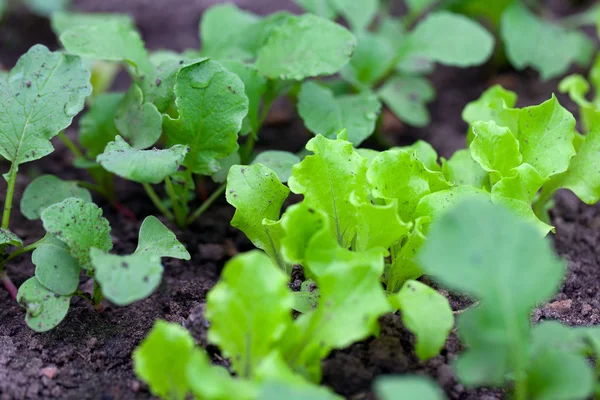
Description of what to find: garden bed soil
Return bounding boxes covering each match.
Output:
[2,1,600,399]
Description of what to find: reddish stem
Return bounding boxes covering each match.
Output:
[112,200,137,222]
[198,179,208,202]
[1,272,17,300]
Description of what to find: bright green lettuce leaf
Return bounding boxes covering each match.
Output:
[0,45,91,165]
[378,76,435,127]
[164,59,248,175]
[391,280,453,360]
[351,195,410,252]
[41,198,112,270]
[96,136,188,184]
[375,375,446,400]
[135,216,190,260]
[133,320,194,400]
[199,4,260,60]
[399,141,441,172]
[462,84,519,142]
[220,60,267,137]
[546,110,600,204]
[328,0,378,32]
[25,0,70,17]
[91,250,162,306]
[33,236,80,296]
[256,14,356,80]
[114,85,162,149]
[226,164,290,269]
[515,96,576,179]
[20,175,92,220]
[17,277,70,332]
[415,186,490,222]
[418,199,565,387]
[0,229,22,247]
[501,1,594,80]
[441,149,488,188]
[260,381,341,400]
[206,251,294,378]
[559,74,595,132]
[294,0,337,19]
[288,135,368,248]
[60,19,153,75]
[79,92,123,158]
[405,12,494,67]
[386,216,429,291]
[367,149,439,221]
[298,81,381,145]
[252,151,300,183]
[470,121,522,177]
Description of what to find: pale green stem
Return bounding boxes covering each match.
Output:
[58,131,84,159]
[187,184,226,226]
[143,183,174,220]
[164,176,187,228]
[2,162,18,230]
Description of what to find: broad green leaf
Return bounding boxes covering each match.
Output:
[199,4,260,60]
[25,0,70,17]
[441,149,488,188]
[163,59,249,175]
[548,110,600,204]
[405,12,494,67]
[419,199,565,386]
[501,1,594,80]
[351,195,410,252]
[220,60,267,137]
[415,186,490,222]
[375,376,446,400]
[20,175,92,220]
[288,135,368,247]
[0,229,22,247]
[399,140,441,172]
[367,149,436,221]
[60,19,153,75]
[256,14,356,80]
[341,31,397,87]
[378,76,435,127]
[79,92,123,158]
[470,121,522,177]
[135,216,190,260]
[260,381,341,400]
[226,164,289,268]
[17,277,70,332]
[212,151,241,183]
[114,85,162,149]
[294,0,336,19]
[51,12,134,36]
[391,280,453,360]
[91,250,162,306]
[252,151,300,183]
[462,84,519,141]
[133,320,194,400]
[96,136,188,184]
[33,236,80,296]
[206,251,294,378]
[0,45,91,165]
[298,81,381,145]
[329,0,378,32]
[41,198,112,270]
[515,96,575,179]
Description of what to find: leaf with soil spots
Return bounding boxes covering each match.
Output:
[256,14,356,80]
[0,228,22,248]
[418,199,566,392]
[41,198,112,270]
[20,175,92,220]
[114,85,162,149]
[91,250,163,306]
[133,320,195,400]
[17,277,70,332]
[206,251,294,378]
[79,92,124,158]
[33,236,80,296]
[298,81,381,146]
[252,150,300,183]
[391,280,453,360]
[0,45,91,166]
[60,18,153,75]
[226,164,290,270]
[378,75,435,127]
[289,135,368,248]
[405,12,494,67]
[501,1,594,80]
[441,149,488,189]
[374,375,445,400]
[96,136,189,184]
[135,216,190,260]
[163,59,249,175]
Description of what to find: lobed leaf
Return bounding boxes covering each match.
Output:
[20,175,92,220]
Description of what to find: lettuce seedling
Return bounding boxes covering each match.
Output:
[51,7,357,227]
[419,198,598,400]
[294,1,494,134]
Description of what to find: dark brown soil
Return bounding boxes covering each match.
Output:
[1,1,599,400]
